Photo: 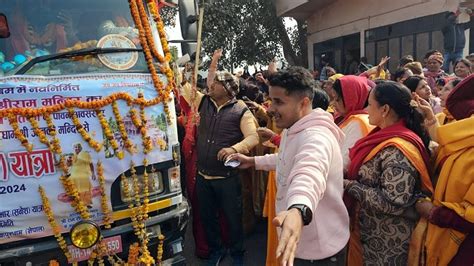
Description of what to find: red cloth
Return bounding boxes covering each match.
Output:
[337,75,370,126]
[270,134,281,147]
[347,120,430,180]
[446,74,474,120]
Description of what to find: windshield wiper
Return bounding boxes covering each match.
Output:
[16,47,143,74]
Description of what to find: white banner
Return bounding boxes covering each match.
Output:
[0,73,178,244]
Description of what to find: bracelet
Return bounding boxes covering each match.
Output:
[416,197,431,204]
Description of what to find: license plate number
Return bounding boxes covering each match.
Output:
[67,235,123,262]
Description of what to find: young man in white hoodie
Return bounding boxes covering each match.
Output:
[230,67,350,266]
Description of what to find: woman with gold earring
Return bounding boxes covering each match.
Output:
[343,81,433,265]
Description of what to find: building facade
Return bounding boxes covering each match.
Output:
[276,0,472,73]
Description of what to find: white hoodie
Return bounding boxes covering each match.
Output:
[255,109,350,260]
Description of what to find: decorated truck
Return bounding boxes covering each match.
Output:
[0,0,189,265]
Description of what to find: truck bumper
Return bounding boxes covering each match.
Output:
[0,199,190,265]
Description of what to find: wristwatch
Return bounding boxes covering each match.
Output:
[288,204,313,226]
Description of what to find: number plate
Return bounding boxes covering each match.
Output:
[67,235,123,262]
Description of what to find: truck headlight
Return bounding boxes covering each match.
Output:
[70,220,100,249]
[120,169,164,202]
[168,166,181,192]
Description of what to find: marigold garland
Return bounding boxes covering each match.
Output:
[130,106,152,154]
[128,0,167,100]
[96,109,124,159]
[112,101,136,154]
[128,0,174,123]
[43,113,69,173]
[97,161,113,229]
[142,158,150,220]
[39,186,74,263]
[137,0,166,63]
[127,242,140,264]
[0,91,171,120]
[29,116,50,148]
[8,113,33,152]
[59,174,91,220]
[68,108,102,152]
[156,234,165,265]
[146,0,172,62]
[48,260,60,266]
[121,172,142,239]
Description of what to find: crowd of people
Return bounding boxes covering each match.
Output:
[176,43,474,266]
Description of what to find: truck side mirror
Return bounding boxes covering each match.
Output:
[0,13,11,38]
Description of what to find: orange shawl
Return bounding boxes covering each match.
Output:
[347,137,433,266]
[425,117,474,265]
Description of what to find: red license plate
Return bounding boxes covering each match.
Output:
[67,235,123,262]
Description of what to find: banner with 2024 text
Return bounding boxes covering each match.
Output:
[0,73,178,245]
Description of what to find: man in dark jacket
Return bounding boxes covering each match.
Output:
[442,11,472,72]
[181,66,259,265]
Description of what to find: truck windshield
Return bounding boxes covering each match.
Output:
[0,0,157,76]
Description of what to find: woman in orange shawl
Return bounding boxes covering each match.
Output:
[435,78,461,125]
[332,75,374,172]
[416,75,474,266]
[344,81,433,265]
[332,75,373,266]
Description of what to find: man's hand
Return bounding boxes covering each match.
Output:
[217,147,236,161]
[212,48,223,60]
[255,72,267,84]
[273,209,303,266]
[377,56,390,69]
[257,127,276,142]
[226,153,255,169]
[244,100,259,112]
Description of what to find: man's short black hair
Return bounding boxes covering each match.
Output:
[268,66,315,101]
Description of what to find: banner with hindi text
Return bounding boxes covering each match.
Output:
[0,73,178,244]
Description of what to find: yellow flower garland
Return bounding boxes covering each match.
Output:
[68,108,102,152]
[112,101,136,154]
[39,186,74,263]
[59,174,91,220]
[97,161,113,229]
[156,234,165,265]
[96,109,124,159]
[121,172,143,240]
[129,107,152,154]
[29,116,51,149]
[8,113,33,152]
[142,159,150,220]
[43,113,69,174]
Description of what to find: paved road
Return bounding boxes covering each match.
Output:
[183,218,268,266]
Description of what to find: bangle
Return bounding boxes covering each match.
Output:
[416,197,431,204]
